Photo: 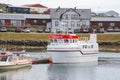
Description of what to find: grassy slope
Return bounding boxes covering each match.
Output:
[0,32,120,42]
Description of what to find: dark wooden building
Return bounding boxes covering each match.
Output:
[7,5,30,14]
[91,17,120,30]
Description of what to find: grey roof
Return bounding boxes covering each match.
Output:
[105,10,119,15]
[0,13,25,20]
[0,13,50,20]
[24,14,50,19]
[105,10,119,17]
[91,17,120,21]
[50,8,91,19]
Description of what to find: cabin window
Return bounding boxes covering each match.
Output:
[85,45,87,48]
[73,39,74,43]
[91,45,93,48]
[70,39,73,43]
[64,39,68,43]
[0,56,8,61]
[82,45,84,48]
[74,39,77,43]
[50,39,53,43]
[54,39,57,43]
[83,45,87,49]
[59,39,64,43]
[8,56,13,62]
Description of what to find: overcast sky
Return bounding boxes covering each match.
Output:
[0,0,120,13]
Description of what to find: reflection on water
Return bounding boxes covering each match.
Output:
[1,52,120,80]
[48,64,97,80]
[0,66,32,80]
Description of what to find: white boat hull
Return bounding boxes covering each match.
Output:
[0,63,32,70]
[48,51,98,63]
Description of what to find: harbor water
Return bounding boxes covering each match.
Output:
[0,52,120,80]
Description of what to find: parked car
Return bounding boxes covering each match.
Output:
[15,27,22,32]
[74,29,80,33]
[83,28,89,33]
[22,28,30,33]
[114,27,120,32]
[0,27,7,32]
[55,29,61,33]
[68,28,73,33]
[45,29,50,33]
[107,27,114,32]
[37,29,43,33]
[98,28,105,33]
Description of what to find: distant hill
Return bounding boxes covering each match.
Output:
[0,3,8,13]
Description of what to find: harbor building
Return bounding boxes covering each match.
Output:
[0,13,51,28]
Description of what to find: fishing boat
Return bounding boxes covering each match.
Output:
[0,49,32,70]
[47,33,99,63]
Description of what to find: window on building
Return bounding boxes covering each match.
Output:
[55,21,59,27]
[71,14,78,20]
[0,19,4,25]
[65,14,69,20]
[11,20,21,26]
[63,21,68,27]
[71,21,75,27]
[71,14,74,19]
[42,20,46,23]
[98,23,103,27]
[34,20,37,23]
[82,21,86,25]
[74,15,79,20]
[110,23,115,26]
[77,21,80,27]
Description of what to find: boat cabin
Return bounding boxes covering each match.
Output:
[49,34,78,44]
[0,51,30,62]
[0,52,13,62]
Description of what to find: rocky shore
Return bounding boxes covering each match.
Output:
[0,40,119,52]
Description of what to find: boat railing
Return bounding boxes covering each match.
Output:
[79,37,89,42]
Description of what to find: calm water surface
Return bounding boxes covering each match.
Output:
[0,52,120,80]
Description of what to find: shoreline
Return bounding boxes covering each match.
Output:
[0,33,119,52]
[0,44,119,52]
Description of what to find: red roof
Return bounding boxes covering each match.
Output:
[43,9,50,14]
[49,34,78,39]
[23,4,48,8]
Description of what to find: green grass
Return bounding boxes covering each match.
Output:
[97,34,120,42]
[0,32,49,41]
[0,32,120,42]
[77,33,120,42]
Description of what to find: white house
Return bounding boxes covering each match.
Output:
[50,8,91,33]
[105,10,119,17]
